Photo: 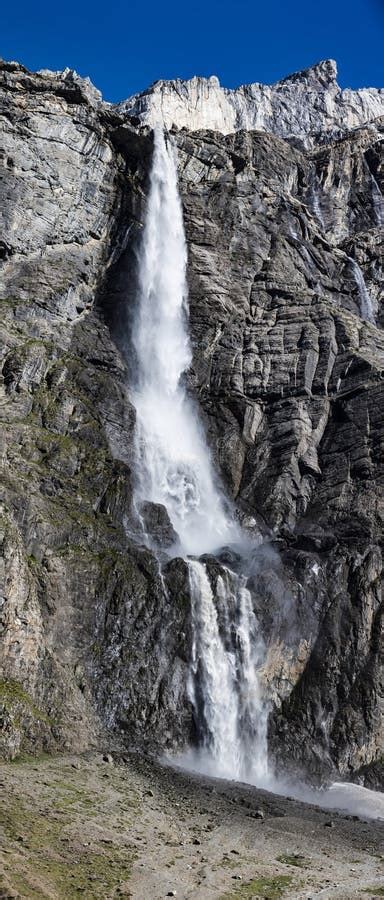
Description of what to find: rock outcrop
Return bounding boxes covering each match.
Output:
[119,59,384,148]
[0,59,383,786]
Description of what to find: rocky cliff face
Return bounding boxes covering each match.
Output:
[0,61,191,758]
[120,59,384,148]
[173,124,383,782]
[0,59,383,786]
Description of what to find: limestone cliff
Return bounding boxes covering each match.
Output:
[0,59,383,785]
[119,59,384,148]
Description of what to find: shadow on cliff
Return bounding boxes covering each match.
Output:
[96,124,153,379]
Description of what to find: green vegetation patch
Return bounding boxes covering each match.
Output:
[0,785,134,898]
[0,678,51,724]
[221,873,294,899]
[276,854,308,868]
[221,856,247,869]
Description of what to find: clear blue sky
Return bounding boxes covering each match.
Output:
[2,0,383,102]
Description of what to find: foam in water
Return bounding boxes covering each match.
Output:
[132,126,238,557]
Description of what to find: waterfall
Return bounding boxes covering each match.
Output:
[370,173,384,227]
[132,126,268,782]
[348,257,376,324]
[132,126,238,557]
[187,560,269,782]
[188,560,240,777]
[308,175,325,230]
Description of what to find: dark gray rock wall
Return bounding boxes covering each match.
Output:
[173,126,383,781]
[0,61,382,784]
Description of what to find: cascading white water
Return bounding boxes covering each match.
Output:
[188,560,240,777]
[370,172,384,227]
[348,257,376,324]
[132,126,238,557]
[310,182,325,230]
[186,560,269,782]
[132,126,268,781]
[235,578,269,780]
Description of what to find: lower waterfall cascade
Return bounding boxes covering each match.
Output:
[187,560,268,782]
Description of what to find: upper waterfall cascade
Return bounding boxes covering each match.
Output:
[132,126,239,557]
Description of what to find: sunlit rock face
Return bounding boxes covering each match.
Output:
[118,60,384,147]
[0,58,383,788]
[0,61,190,760]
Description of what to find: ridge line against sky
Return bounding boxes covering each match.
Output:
[2,0,383,103]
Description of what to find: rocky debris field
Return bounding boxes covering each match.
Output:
[0,752,383,899]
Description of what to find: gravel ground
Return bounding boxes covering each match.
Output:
[0,752,383,899]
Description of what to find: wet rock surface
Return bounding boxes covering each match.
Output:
[0,59,383,786]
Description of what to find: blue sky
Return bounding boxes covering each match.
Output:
[2,0,383,102]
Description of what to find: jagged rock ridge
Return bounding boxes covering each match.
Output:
[0,59,383,787]
[119,59,384,147]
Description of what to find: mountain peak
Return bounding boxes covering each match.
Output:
[278,58,338,87]
[119,60,382,147]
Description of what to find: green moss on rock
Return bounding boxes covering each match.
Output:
[0,679,54,759]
